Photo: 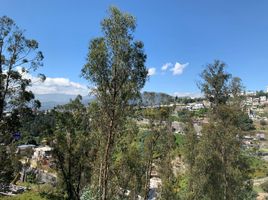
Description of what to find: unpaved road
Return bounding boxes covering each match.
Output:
[254,177,268,186]
[254,177,268,200]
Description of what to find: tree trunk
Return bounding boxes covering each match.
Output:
[143,151,153,200]
[222,146,227,200]
[0,45,3,120]
[101,121,114,200]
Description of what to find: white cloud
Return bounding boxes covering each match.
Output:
[173,92,203,98]
[17,68,89,96]
[31,77,89,96]
[148,68,156,76]
[170,62,189,75]
[161,63,172,71]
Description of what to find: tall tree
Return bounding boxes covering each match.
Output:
[82,7,147,200]
[140,107,178,200]
[0,16,44,122]
[199,60,231,108]
[112,119,146,199]
[0,16,44,184]
[190,60,255,200]
[183,115,198,200]
[52,96,94,200]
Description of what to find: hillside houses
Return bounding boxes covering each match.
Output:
[143,102,206,111]
[243,92,268,121]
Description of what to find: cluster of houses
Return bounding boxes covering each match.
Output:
[245,95,268,107]
[143,101,208,112]
[17,144,52,163]
[16,143,55,184]
[0,144,55,196]
[244,95,268,121]
[17,143,53,169]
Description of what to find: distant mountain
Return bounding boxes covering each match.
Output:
[35,92,175,110]
[35,94,93,110]
[141,92,175,106]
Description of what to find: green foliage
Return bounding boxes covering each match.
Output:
[237,112,255,131]
[51,96,94,200]
[38,183,63,200]
[0,15,44,129]
[256,90,268,98]
[113,121,147,199]
[82,6,147,200]
[193,108,208,118]
[0,10,260,200]
[230,77,244,97]
[184,61,255,200]
[26,171,37,184]
[177,110,193,122]
[0,191,48,200]
[192,115,252,199]
[1,184,63,200]
[0,145,21,183]
[21,111,56,139]
[260,119,268,126]
[249,156,268,178]
[80,187,97,200]
[142,107,179,199]
[199,60,231,106]
[261,181,268,193]
[175,134,185,147]
[176,108,208,122]
[0,15,44,184]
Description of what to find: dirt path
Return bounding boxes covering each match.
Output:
[254,177,268,186]
[257,192,268,200]
[254,177,268,200]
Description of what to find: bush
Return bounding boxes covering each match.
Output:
[261,181,268,192]
[260,119,268,126]
[80,187,97,200]
[0,191,46,200]
[38,184,63,200]
[26,171,37,183]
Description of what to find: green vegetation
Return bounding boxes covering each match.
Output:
[250,156,268,178]
[81,7,147,200]
[183,61,255,199]
[0,191,47,200]
[0,15,44,185]
[261,181,268,193]
[0,184,62,200]
[0,7,267,200]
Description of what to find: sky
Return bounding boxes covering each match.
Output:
[1,0,268,97]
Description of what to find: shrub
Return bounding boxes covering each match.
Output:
[261,180,268,192]
[260,119,267,126]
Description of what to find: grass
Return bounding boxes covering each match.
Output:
[253,185,264,193]
[0,191,47,200]
[260,148,268,153]
[250,156,268,178]
[0,183,63,200]
[175,134,185,146]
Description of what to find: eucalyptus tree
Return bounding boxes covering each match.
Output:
[82,7,147,200]
[52,96,94,200]
[0,16,44,184]
[0,16,44,119]
[191,60,255,200]
[199,60,231,108]
[142,107,176,200]
[183,115,198,200]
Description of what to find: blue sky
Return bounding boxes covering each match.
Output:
[1,0,268,96]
